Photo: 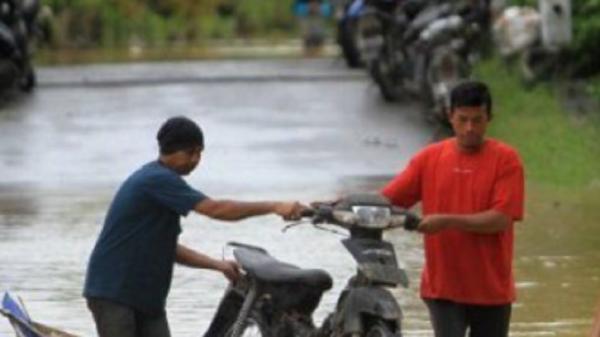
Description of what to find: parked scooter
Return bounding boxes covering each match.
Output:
[204,193,420,337]
[0,0,40,93]
[360,0,481,123]
[414,2,482,123]
[357,0,427,102]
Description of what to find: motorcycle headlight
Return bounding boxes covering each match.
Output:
[351,206,392,228]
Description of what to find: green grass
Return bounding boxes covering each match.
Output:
[475,59,600,188]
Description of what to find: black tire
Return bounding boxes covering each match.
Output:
[338,19,362,68]
[225,313,270,337]
[0,61,20,90]
[369,60,400,102]
[18,66,36,92]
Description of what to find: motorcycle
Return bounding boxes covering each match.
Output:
[203,193,420,337]
[415,2,481,123]
[360,0,480,123]
[0,0,40,93]
[356,0,426,102]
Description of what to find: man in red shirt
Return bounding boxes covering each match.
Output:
[381,81,524,337]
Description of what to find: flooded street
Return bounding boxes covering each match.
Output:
[0,59,598,336]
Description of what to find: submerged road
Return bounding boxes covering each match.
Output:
[2,58,591,337]
[0,58,433,336]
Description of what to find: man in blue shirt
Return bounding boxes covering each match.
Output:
[83,116,306,337]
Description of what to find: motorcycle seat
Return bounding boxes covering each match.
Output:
[234,246,333,291]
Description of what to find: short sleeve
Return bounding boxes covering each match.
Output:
[491,150,525,221]
[144,173,207,216]
[381,151,426,208]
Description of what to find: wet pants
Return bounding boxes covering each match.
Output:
[87,297,171,337]
[424,298,512,337]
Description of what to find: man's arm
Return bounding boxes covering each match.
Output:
[175,244,239,282]
[194,198,303,221]
[418,209,511,234]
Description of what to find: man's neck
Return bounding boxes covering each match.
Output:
[158,156,177,171]
[455,138,486,154]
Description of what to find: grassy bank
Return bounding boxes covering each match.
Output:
[475,57,600,254]
[475,59,600,188]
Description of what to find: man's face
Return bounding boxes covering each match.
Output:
[172,146,203,175]
[449,105,490,152]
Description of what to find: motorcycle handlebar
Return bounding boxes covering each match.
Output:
[299,205,421,231]
[396,210,421,231]
[300,209,315,218]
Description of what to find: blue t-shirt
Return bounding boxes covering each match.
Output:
[83,160,207,314]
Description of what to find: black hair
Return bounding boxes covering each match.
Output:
[156,116,204,155]
[450,81,493,119]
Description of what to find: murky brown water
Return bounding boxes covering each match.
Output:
[1,59,598,337]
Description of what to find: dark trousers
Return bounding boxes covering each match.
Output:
[87,298,171,337]
[424,299,512,337]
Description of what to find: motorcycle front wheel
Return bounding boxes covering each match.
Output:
[369,59,402,102]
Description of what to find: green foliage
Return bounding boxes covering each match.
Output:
[570,0,600,75]
[40,0,300,48]
[476,59,600,187]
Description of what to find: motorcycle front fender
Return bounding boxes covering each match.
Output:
[334,286,402,335]
[203,285,244,337]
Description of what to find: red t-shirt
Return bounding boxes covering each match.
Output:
[381,138,524,305]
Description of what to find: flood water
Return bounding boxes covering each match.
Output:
[0,59,598,336]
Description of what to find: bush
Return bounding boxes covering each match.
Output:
[570,0,600,76]
[41,0,299,48]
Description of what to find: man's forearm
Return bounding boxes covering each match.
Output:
[439,210,510,234]
[195,199,279,221]
[212,200,277,221]
[175,244,222,270]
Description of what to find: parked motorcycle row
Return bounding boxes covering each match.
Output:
[336,0,490,124]
[0,0,45,94]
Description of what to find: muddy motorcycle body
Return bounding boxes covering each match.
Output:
[203,194,419,337]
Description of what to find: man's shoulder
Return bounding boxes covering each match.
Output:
[134,161,176,179]
[123,161,177,189]
[416,139,451,158]
[486,139,522,160]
